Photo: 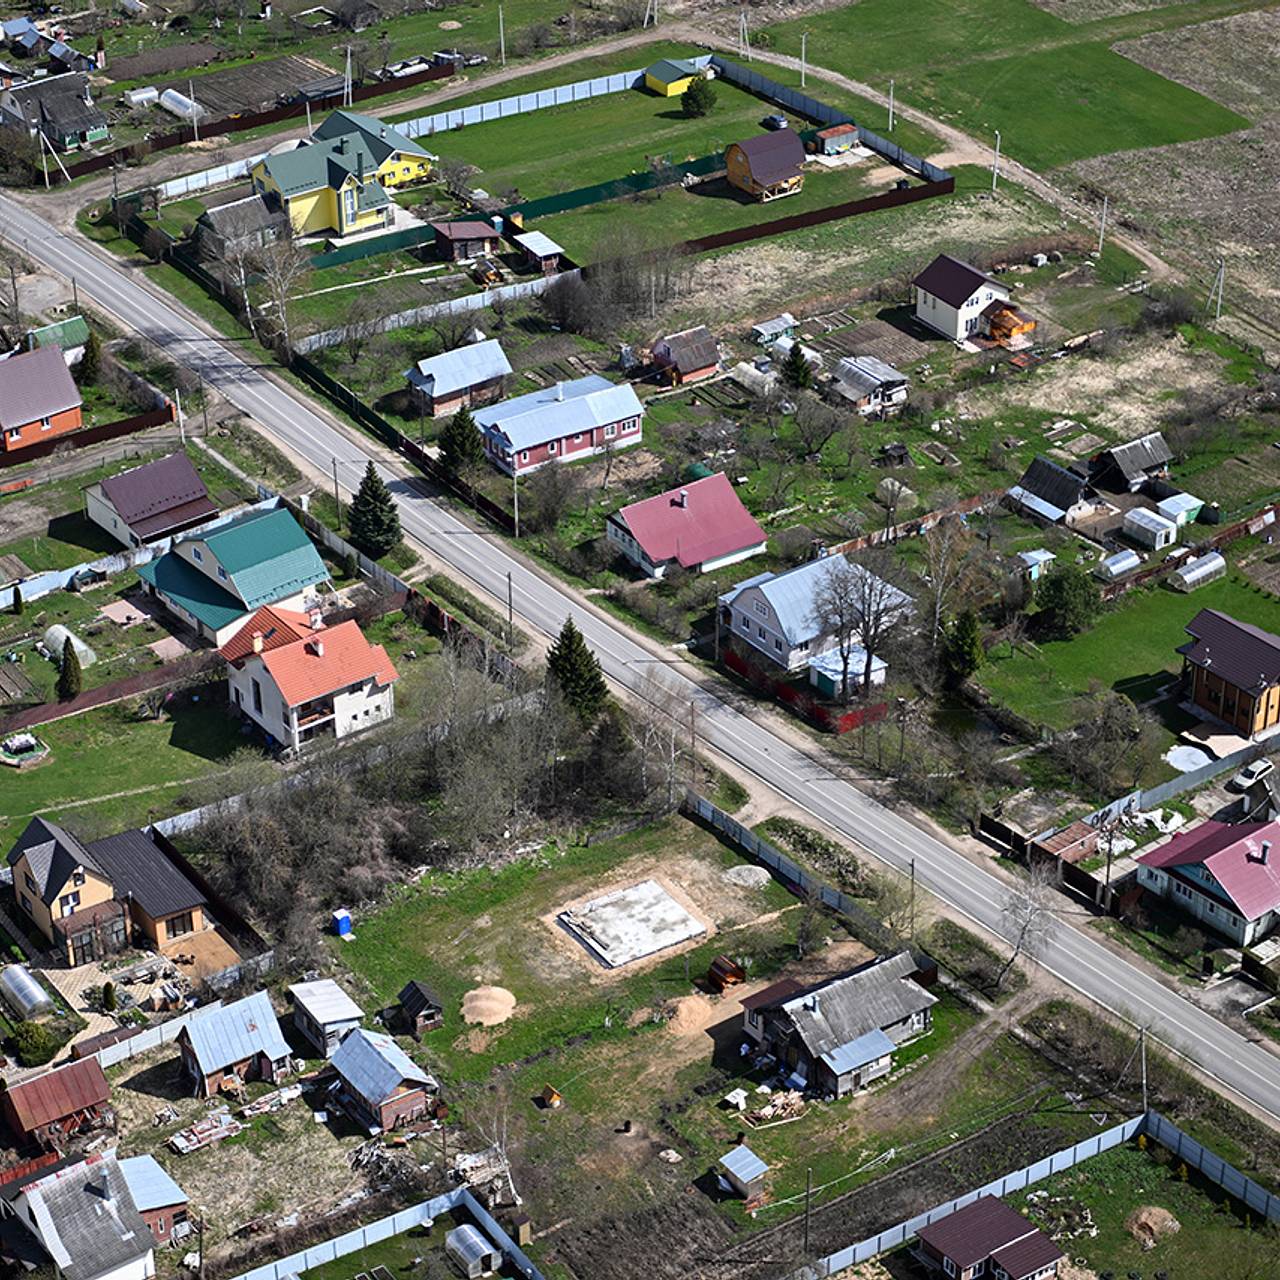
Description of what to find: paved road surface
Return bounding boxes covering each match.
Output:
[5,192,1280,1123]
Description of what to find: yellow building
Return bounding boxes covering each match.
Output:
[251,109,436,239]
[7,817,211,966]
[644,57,700,97]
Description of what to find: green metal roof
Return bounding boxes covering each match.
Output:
[311,108,432,164]
[27,315,90,351]
[137,552,250,633]
[646,58,700,84]
[203,507,328,607]
[357,181,390,211]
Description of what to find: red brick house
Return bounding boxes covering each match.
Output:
[176,990,292,1098]
[914,1196,1063,1280]
[0,346,82,453]
[0,1057,111,1149]
[330,1028,438,1133]
[120,1154,190,1245]
[475,374,644,476]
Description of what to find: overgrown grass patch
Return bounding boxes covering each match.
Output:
[927,918,1027,1003]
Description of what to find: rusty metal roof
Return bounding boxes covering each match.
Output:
[3,1058,110,1135]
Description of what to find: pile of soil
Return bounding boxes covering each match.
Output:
[1125,1204,1180,1247]
[462,985,516,1026]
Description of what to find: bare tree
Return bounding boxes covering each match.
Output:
[792,393,845,458]
[341,291,381,371]
[996,859,1058,988]
[809,549,910,700]
[922,514,978,640]
[252,231,312,356]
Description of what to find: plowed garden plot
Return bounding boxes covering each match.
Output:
[160,54,336,115]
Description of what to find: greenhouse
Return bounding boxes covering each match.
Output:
[0,964,55,1020]
[42,624,96,668]
[1170,550,1227,592]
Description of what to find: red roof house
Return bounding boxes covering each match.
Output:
[914,1195,1063,1280]
[1137,820,1280,947]
[606,472,767,580]
[220,606,399,753]
[0,1057,111,1148]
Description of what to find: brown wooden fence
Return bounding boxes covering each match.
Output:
[57,64,454,183]
[681,177,955,255]
[0,404,175,469]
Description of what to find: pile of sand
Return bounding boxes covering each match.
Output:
[723,865,772,888]
[439,18,461,27]
[461,985,516,1026]
[1125,1205,1180,1248]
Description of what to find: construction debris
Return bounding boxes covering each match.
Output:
[168,1109,244,1155]
[152,1105,179,1128]
[453,1146,509,1187]
[748,1090,806,1126]
[658,1148,683,1164]
[239,1084,302,1118]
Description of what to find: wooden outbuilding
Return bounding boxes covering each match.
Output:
[431,220,500,263]
[725,131,805,202]
[398,980,444,1036]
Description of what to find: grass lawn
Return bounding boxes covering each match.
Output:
[0,696,263,835]
[1010,1142,1272,1274]
[332,813,801,1084]
[977,573,1280,730]
[299,1219,455,1280]
[762,0,1254,171]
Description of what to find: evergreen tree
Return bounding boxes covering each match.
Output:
[79,329,102,385]
[943,609,985,686]
[439,405,484,477]
[101,981,116,1012]
[1036,562,1100,639]
[781,341,812,390]
[682,75,717,119]
[56,637,82,702]
[10,584,20,616]
[347,461,401,559]
[547,616,608,724]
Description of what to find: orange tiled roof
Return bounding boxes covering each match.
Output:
[259,619,398,707]
[219,605,315,663]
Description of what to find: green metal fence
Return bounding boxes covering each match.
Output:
[309,222,439,269]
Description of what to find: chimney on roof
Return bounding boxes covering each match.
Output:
[556,381,564,402]
[87,1173,112,1202]
[310,610,324,631]
[1262,841,1271,865]
[358,150,364,183]
[677,488,688,508]
[379,125,386,138]
[252,631,263,654]
[308,638,324,658]
[337,135,346,154]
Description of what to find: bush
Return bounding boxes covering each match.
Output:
[11,1020,59,1068]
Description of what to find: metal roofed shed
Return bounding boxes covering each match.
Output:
[1123,506,1177,550]
[119,1153,186,1213]
[1170,550,1226,592]
[718,1143,769,1198]
[0,964,54,1019]
[1016,548,1056,581]
[446,1223,501,1278]
[809,646,886,696]
[289,979,364,1056]
[751,312,796,344]
[1157,490,1204,526]
[1095,549,1141,580]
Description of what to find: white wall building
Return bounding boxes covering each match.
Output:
[912,253,1010,342]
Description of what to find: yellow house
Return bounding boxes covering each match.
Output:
[7,817,211,966]
[251,109,436,239]
[644,57,700,97]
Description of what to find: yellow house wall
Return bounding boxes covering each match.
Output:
[375,150,432,188]
[286,187,341,236]
[645,72,693,97]
[132,901,208,947]
[12,857,115,944]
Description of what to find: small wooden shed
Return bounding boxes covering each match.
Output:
[397,980,444,1037]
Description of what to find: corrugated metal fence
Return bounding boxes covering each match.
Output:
[158,152,269,201]
[89,1001,223,1069]
[293,270,577,352]
[228,1187,544,1280]
[708,56,849,127]
[800,1109,1278,1277]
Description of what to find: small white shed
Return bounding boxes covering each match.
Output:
[718,1143,769,1199]
[1123,507,1177,550]
[288,979,364,1057]
[446,1224,501,1278]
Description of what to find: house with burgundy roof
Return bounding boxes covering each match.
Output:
[913,1195,1063,1280]
[1137,820,1280,947]
[85,452,220,549]
[1177,609,1280,737]
[606,472,766,579]
[219,604,398,753]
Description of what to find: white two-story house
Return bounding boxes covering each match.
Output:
[219,605,399,753]
[912,254,1010,343]
[718,555,912,673]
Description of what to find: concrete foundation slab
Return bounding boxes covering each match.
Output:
[559,878,707,968]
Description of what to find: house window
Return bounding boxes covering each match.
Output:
[573,433,582,442]
[521,450,529,462]
[798,641,809,652]
[548,441,558,454]
[343,187,357,226]
[774,639,782,651]
[59,891,80,913]
[167,911,194,938]
[218,566,228,580]
[747,1009,759,1027]
[40,416,51,431]
[741,617,750,632]
[753,601,769,618]
[5,428,19,440]
[192,547,203,563]
[942,1259,956,1278]
[604,424,617,439]
[252,678,263,714]
[155,1216,165,1235]
[23,873,37,894]
[758,625,766,638]
[19,894,32,916]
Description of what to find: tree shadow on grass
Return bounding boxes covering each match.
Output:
[1112,672,1176,706]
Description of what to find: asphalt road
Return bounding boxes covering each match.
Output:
[7,192,1280,1123]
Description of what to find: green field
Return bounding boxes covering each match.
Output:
[978,573,1280,730]
[762,0,1254,171]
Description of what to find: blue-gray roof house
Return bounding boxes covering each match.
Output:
[177,991,292,1098]
[719,555,912,674]
[403,338,512,419]
[474,375,645,476]
[120,1155,189,1243]
[747,951,936,1097]
[330,1028,437,1133]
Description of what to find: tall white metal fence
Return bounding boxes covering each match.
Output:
[293,269,579,352]
[158,153,270,201]
[91,1001,224,1069]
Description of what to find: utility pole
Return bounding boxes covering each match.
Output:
[198,372,210,437]
[991,129,1001,193]
[71,276,78,312]
[38,129,49,189]
[511,467,519,537]
[1096,193,1108,256]
[498,6,506,67]
[739,9,750,60]
[305,98,312,135]
[800,32,807,87]
[909,857,917,939]
[190,80,199,143]
[332,457,342,524]
[507,570,514,651]
[1139,1025,1148,1113]
[688,701,697,785]
[803,1167,813,1254]
[888,78,895,132]
[174,386,185,444]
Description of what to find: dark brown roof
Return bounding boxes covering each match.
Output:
[659,326,718,374]
[2,1058,109,1136]
[1178,609,1280,694]
[98,452,217,540]
[731,130,804,187]
[431,220,497,241]
[87,828,207,921]
[991,1231,1066,1279]
[912,254,1000,308]
[915,1196,1048,1270]
[740,979,803,1012]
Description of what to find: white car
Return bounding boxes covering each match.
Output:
[1230,759,1274,791]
